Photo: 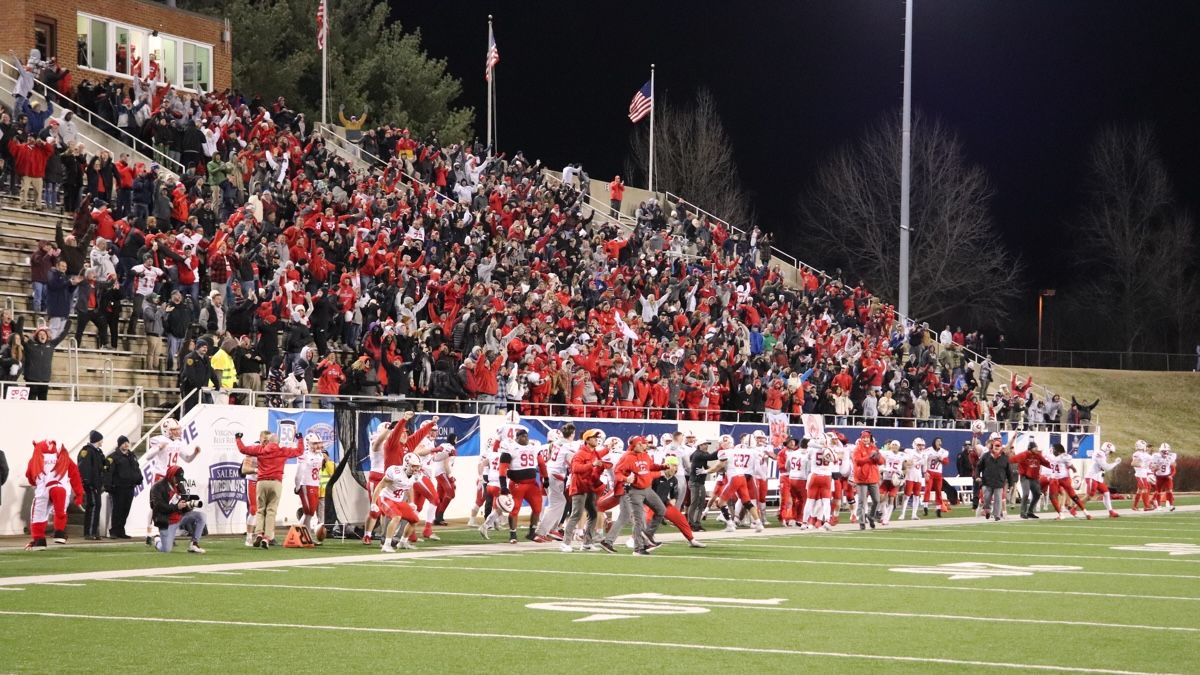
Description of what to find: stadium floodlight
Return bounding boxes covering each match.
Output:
[899,0,914,320]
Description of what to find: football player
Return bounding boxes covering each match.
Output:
[1080,441,1121,518]
[805,439,837,531]
[498,428,547,543]
[371,454,424,552]
[898,438,927,520]
[921,437,951,517]
[878,440,905,525]
[535,425,578,542]
[711,435,764,533]
[295,433,327,537]
[143,418,200,544]
[1130,440,1155,511]
[1047,443,1089,520]
[1151,443,1177,511]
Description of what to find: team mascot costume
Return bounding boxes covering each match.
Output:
[24,440,84,550]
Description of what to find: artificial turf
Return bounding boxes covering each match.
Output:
[1,504,1198,674]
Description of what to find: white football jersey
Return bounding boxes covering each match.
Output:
[507,442,543,472]
[381,465,417,501]
[296,451,323,487]
[484,446,503,483]
[1087,448,1118,480]
[809,446,836,477]
[924,448,949,475]
[721,445,757,477]
[786,448,810,480]
[752,445,774,480]
[881,450,904,481]
[1048,453,1073,481]
[1131,450,1152,478]
[1152,453,1177,477]
[368,427,387,474]
[424,445,454,478]
[903,448,925,482]
[145,435,189,477]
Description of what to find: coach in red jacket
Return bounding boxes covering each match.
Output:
[1011,442,1051,519]
[236,431,304,547]
[852,432,884,530]
[604,436,668,555]
[559,429,606,552]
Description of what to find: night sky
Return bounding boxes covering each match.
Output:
[391,0,1200,299]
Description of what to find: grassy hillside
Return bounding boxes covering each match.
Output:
[1002,366,1199,454]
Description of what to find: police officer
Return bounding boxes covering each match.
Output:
[104,435,142,539]
[179,338,217,415]
[77,430,106,540]
[686,440,718,531]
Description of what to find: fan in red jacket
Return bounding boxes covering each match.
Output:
[24,440,84,550]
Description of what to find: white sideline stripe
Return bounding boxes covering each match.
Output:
[0,587,24,591]
[0,610,1174,675]
[396,563,1200,603]
[1,505,1193,588]
[729,543,1200,564]
[107,579,1200,634]
[199,571,242,576]
[156,575,196,580]
[821,533,1200,548]
[38,582,86,587]
[523,549,1200,581]
[247,568,289,573]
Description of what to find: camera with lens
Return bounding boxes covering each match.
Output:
[179,479,203,509]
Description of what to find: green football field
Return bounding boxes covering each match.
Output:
[2,503,1199,674]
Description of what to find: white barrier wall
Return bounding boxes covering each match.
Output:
[0,401,143,536]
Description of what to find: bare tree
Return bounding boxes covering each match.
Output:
[625,87,753,228]
[797,111,1022,324]
[1071,124,1197,353]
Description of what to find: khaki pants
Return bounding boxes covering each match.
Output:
[256,479,283,541]
[21,176,44,207]
[145,335,163,370]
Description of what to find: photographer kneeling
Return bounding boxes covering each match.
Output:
[149,466,207,554]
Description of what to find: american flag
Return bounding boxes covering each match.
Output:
[628,80,652,123]
[485,26,500,82]
[316,0,327,50]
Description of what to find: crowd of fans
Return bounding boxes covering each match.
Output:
[0,58,1087,431]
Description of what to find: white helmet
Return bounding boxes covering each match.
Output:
[162,419,180,433]
[660,433,673,446]
[913,437,926,448]
[496,493,515,514]
[504,410,521,425]
[1101,442,1116,454]
[719,434,735,449]
[1159,442,1172,454]
[605,437,624,453]
[304,432,323,449]
[888,440,901,450]
[751,430,768,442]
[404,453,422,471]
[1135,440,1148,452]
[439,442,456,454]
[970,419,987,434]
[547,429,563,443]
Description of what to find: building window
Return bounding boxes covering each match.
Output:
[78,16,109,71]
[183,43,210,92]
[75,12,213,93]
[34,17,57,61]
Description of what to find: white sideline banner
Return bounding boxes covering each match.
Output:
[0,400,143,536]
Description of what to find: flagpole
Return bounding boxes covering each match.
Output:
[648,63,655,194]
[321,1,328,125]
[486,15,493,154]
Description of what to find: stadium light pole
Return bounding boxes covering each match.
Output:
[898,0,913,320]
[1038,289,1056,366]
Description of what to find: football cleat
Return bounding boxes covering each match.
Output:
[723,522,737,533]
[821,523,833,531]
[688,539,707,548]
[424,533,441,541]
[24,539,47,551]
[1109,511,1120,518]
[399,540,415,550]
[478,524,490,540]
[187,542,206,554]
[753,520,764,533]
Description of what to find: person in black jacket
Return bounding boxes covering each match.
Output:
[686,438,718,530]
[0,448,9,508]
[179,339,217,416]
[77,430,107,540]
[103,435,141,538]
[163,289,193,371]
[974,434,1013,521]
[149,466,206,553]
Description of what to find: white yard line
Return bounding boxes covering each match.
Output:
[37,582,86,587]
[199,571,242,576]
[0,610,1176,675]
[390,563,1200,603]
[727,542,1200,563]
[105,578,1200,634]
[519,549,1200,581]
[2,505,1196,588]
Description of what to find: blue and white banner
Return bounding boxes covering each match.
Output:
[267,409,340,462]
[354,413,482,473]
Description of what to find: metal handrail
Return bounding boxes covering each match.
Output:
[315,124,463,211]
[542,170,636,234]
[133,387,198,453]
[660,188,1057,405]
[101,358,115,400]
[0,59,183,175]
[996,347,1200,372]
[63,336,79,399]
[64,387,144,452]
[544,170,637,224]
